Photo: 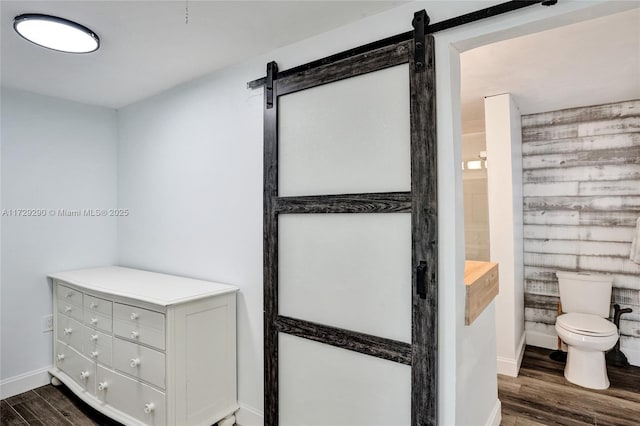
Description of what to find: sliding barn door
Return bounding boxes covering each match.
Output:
[263,25,436,426]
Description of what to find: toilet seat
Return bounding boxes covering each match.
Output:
[556,313,617,337]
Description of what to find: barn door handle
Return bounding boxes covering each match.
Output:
[417,261,427,299]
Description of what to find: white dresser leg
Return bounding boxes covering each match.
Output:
[51,376,62,386]
[218,414,236,426]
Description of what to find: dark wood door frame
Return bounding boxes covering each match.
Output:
[262,16,437,426]
[410,28,438,426]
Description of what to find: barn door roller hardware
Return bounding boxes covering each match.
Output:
[266,61,278,109]
[412,10,429,73]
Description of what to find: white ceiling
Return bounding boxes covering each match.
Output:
[1,1,405,108]
[461,8,640,133]
[2,3,638,115]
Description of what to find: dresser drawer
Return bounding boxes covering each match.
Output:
[56,315,84,351]
[113,338,165,389]
[84,295,112,318]
[96,365,166,426]
[84,311,113,333]
[83,328,113,367]
[58,300,84,322]
[114,303,165,350]
[57,283,83,308]
[55,341,95,395]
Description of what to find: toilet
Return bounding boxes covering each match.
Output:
[555,271,618,390]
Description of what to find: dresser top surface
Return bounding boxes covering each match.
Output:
[49,266,238,306]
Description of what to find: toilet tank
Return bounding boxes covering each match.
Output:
[556,271,613,317]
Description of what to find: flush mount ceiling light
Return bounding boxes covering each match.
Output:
[13,14,99,53]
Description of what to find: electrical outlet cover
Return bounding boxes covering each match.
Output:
[42,314,53,332]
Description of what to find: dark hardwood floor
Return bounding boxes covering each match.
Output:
[1,346,639,426]
[500,346,640,426]
[1,384,120,426]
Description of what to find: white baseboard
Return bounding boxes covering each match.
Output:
[497,333,526,377]
[236,403,264,426]
[485,399,502,426]
[525,330,557,350]
[497,356,516,376]
[0,366,51,399]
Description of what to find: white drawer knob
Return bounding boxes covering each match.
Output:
[90,334,99,342]
[130,358,141,368]
[56,354,65,362]
[98,381,108,391]
[64,306,72,313]
[65,292,73,298]
[90,351,99,358]
[144,403,155,414]
[80,371,90,380]
[90,318,98,325]
[130,312,139,320]
[63,328,73,335]
[130,331,139,339]
[90,302,98,309]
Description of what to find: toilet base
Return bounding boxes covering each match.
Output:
[564,346,610,390]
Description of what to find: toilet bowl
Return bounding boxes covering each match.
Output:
[555,313,618,389]
[555,271,617,390]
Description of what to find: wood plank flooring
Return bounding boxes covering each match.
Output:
[1,346,638,426]
[500,346,640,425]
[0,384,120,425]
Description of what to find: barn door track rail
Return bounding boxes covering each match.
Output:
[248,0,557,89]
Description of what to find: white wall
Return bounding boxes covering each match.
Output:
[485,94,525,376]
[116,65,265,416]
[456,304,499,426]
[0,88,118,397]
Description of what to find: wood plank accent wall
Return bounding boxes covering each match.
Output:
[521,100,640,365]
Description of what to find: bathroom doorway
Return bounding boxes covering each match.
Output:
[458,5,640,423]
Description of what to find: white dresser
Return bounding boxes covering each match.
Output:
[48,266,239,426]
